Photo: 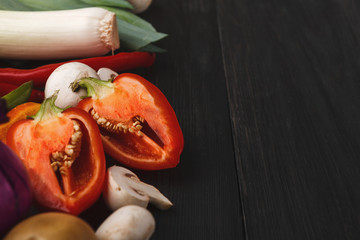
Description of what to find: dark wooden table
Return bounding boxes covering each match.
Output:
[115,0,360,239]
[5,0,360,239]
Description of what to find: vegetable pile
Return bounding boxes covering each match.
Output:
[0,1,183,238]
[0,62,184,238]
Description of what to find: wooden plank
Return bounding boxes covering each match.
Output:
[133,1,244,239]
[217,0,360,239]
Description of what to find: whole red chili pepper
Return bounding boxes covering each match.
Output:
[0,52,155,88]
[0,83,44,103]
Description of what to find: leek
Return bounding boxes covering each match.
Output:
[0,0,167,52]
[80,0,134,9]
[0,8,120,60]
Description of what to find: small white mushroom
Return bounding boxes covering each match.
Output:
[44,62,99,108]
[97,67,118,81]
[96,205,155,240]
[103,166,173,211]
[127,0,152,13]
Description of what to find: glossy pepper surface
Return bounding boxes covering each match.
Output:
[6,96,106,214]
[75,73,184,170]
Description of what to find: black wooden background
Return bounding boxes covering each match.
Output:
[134,0,360,239]
[4,0,360,239]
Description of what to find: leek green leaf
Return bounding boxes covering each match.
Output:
[0,0,32,11]
[80,0,133,9]
[103,6,155,32]
[2,81,33,111]
[16,0,89,10]
[116,18,167,50]
[140,44,167,53]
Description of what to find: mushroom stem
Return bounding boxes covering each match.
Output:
[103,166,173,211]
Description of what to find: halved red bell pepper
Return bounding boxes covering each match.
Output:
[75,73,184,170]
[6,95,106,215]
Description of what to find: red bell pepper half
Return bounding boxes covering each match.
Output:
[6,95,106,215]
[74,73,184,170]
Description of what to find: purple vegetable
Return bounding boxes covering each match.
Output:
[0,98,8,123]
[0,141,32,234]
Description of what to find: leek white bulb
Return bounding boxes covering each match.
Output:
[0,8,119,60]
[44,62,99,108]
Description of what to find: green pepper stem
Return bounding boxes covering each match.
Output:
[2,81,33,111]
[31,93,65,122]
[71,77,114,99]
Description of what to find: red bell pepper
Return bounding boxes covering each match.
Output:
[6,95,106,215]
[0,52,155,88]
[75,73,184,170]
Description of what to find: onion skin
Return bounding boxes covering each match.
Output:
[0,141,32,234]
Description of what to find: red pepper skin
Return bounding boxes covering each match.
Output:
[0,52,155,88]
[29,88,45,103]
[0,83,44,103]
[77,73,184,170]
[6,108,106,215]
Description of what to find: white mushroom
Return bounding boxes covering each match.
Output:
[97,68,118,81]
[127,0,152,13]
[96,205,155,240]
[44,62,99,108]
[103,166,173,211]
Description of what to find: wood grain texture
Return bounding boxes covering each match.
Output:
[217,0,360,239]
[137,1,244,239]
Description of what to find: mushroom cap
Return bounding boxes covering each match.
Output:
[96,205,155,240]
[127,0,152,13]
[44,62,99,108]
[97,67,118,81]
